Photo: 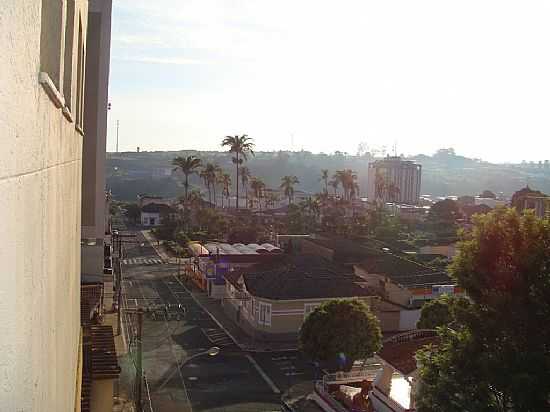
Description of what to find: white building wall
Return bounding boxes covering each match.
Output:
[0,1,87,410]
[141,212,161,226]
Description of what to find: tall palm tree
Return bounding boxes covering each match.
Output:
[222,173,232,208]
[240,166,251,209]
[216,168,225,208]
[221,134,255,209]
[329,179,339,197]
[203,163,221,207]
[387,181,400,203]
[374,171,386,202]
[334,169,358,201]
[250,177,265,210]
[280,175,299,204]
[199,168,211,204]
[320,169,329,194]
[172,155,202,210]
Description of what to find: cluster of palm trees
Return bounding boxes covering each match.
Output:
[172,135,304,212]
[374,171,400,203]
[320,169,360,201]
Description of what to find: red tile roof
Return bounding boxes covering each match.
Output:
[377,330,439,375]
[90,325,120,379]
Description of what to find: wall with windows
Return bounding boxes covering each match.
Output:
[0,1,88,410]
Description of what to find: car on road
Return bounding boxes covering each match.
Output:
[165,303,186,321]
[147,303,186,321]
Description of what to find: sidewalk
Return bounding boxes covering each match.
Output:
[182,279,298,352]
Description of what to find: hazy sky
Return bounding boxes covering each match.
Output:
[107,0,550,163]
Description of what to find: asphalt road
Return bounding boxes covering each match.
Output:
[121,231,289,412]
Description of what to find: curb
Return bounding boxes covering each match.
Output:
[171,274,244,350]
[171,274,299,353]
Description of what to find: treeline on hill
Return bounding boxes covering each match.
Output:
[106,148,550,201]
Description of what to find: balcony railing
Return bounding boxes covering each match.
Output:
[323,369,379,384]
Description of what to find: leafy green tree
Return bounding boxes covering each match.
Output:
[429,199,461,223]
[221,134,255,209]
[286,203,306,233]
[300,299,382,371]
[417,209,550,412]
[123,203,141,224]
[479,189,496,199]
[417,294,470,329]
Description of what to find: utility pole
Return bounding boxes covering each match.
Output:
[135,308,143,412]
[116,120,120,153]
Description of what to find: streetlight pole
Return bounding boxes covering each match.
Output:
[135,308,143,412]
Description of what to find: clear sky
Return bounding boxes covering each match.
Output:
[107,0,550,163]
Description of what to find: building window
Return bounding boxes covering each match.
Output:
[40,0,65,91]
[304,303,320,320]
[63,0,76,111]
[258,302,271,326]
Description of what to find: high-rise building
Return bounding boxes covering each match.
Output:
[0,1,113,410]
[367,157,422,205]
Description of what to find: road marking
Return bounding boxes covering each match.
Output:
[172,275,241,349]
[285,372,304,377]
[246,354,281,394]
[272,356,297,361]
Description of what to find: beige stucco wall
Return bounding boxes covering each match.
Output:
[0,1,88,410]
[90,379,114,412]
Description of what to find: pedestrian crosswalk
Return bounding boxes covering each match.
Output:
[122,257,164,265]
[201,328,235,348]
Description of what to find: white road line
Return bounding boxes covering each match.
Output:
[245,354,281,394]
[172,275,241,348]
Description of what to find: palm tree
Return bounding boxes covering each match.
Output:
[240,166,251,209]
[216,168,225,208]
[387,181,400,203]
[172,155,202,210]
[280,175,299,204]
[203,163,221,207]
[334,169,358,201]
[221,135,255,209]
[222,173,232,208]
[250,177,265,210]
[320,169,329,194]
[329,179,339,197]
[374,171,386,202]
[199,168,211,204]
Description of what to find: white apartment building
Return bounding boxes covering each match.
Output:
[367,157,422,205]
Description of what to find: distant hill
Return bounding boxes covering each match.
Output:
[106,149,550,202]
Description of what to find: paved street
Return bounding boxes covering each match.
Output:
[121,231,304,412]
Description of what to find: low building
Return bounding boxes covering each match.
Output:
[222,255,421,342]
[140,203,175,226]
[474,197,507,208]
[137,194,174,208]
[354,253,458,306]
[302,236,458,306]
[187,242,283,297]
[521,195,550,218]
